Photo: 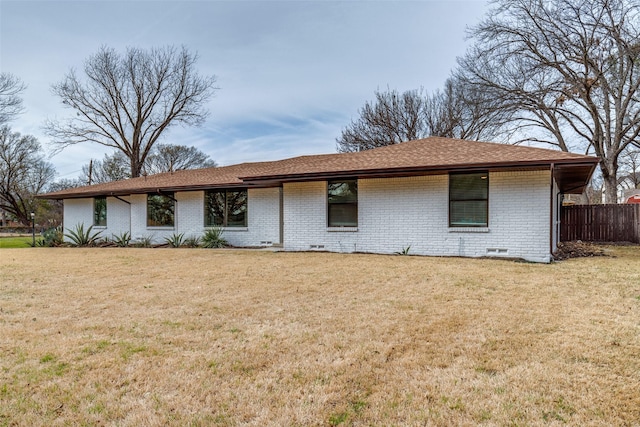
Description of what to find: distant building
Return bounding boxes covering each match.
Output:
[624,189,640,204]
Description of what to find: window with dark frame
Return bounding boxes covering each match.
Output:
[328,179,358,227]
[449,172,489,227]
[147,193,175,227]
[94,196,107,226]
[205,189,247,227]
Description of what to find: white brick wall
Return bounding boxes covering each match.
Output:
[106,197,132,238]
[283,181,331,249]
[63,199,94,238]
[63,171,553,262]
[283,171,553,263]
[63,188,281,247]
[241,187,281,246]
[126,189,281,245]
[62,196,131,242]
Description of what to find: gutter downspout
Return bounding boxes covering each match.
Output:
[557,191,564,242]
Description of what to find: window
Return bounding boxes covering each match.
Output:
[94,196,107,226]
[147,193,175,227]
[449,172,488,227]
[328,179,358,227]
[205,189,247,227]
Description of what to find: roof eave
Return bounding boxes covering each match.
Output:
[554,161,599,194]
[36,181,280,200]
[241,158,600,185]
[37,154,600,199]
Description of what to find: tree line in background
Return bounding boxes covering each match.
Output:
[339,0,640,204]
[0,74,56,226]
[1,46,217,227]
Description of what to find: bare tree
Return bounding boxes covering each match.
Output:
[46,45,218,178]
[145,143,216,174]
[0,126,56,225]
[336,81,508,153]
[80,144,216,184]
[619,148,640,190]
[424,78,511,141]
[458,0,640,203]
[0,73,25,124]
[80,151,130,185]
[337,88,429,152]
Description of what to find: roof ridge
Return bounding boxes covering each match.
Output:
[39,136,599,199]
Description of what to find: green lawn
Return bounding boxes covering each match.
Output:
[0,236,33,248]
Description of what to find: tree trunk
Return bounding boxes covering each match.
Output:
[602,173,619,204]
[600,155,621,204]
[130,158,142,178]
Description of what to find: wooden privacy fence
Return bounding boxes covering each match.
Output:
[561,204,640,243]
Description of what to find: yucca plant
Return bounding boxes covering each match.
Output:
[395,245,411,256]
[164,232,185,248]
[201,227,228,248]
[64,223,103,247]
[112,231,132,247]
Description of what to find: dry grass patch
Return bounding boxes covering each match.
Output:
[0,247,639,426]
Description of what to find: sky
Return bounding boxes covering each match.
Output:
[0,0,490,180]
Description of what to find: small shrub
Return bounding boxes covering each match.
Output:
[64,223,103,247]
[41,227,64,247]
[112,231,132,247]
[201,227,228,248]
[25,227,63,247]
[133,235,154,248]
[183,236,201,248]
[395,245,411,256]
[165,232,185,248]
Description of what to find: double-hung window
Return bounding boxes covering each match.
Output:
[93,196,107,226]
[205,189,248,227]
[327,179,358,227]
[449,172,489,227]
[147,193,175,227]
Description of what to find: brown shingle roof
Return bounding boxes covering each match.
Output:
[41,160,285,199]
[241,137,597,181]
[40,137,599,199]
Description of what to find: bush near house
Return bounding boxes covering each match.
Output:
[64,223,103,247]
[201,227,228,248]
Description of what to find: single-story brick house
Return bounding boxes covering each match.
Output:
[41,137,599,262]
